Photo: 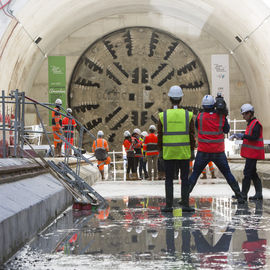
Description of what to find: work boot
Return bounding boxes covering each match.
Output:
[132,173,138,180]
[211,171,216,179]
[241,177,251,201]
[201,173,207,179]
[161,206,173,212]
[162,181,173,212]
[249,175,263,200]
[139,173,143,180]
[229,181,246,203]
[100,170,105,180]
[145,172,149,179]
[181,185,195,212]
[126,173,131,181]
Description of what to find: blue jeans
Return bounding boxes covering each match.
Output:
[189,151,238,190]
[139,157,148,176]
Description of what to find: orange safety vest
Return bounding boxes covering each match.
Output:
[241,119,265,160]
[62,117,76,138]
[123,138,134,157]
[143,133,159,156]
[197,112,225,153]
[52,107,62,129]
[132,136,143,157]
[92,138,109,161]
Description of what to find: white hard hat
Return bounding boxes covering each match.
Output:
[141,131,148,137]
[97,130,104,137]
[66,108,72,114]
[124,130,131,137]
[168,85,183,100]
[149,125,156,131]
[202,95,215,107]
[241,103,254,114]
[55,98,62,105]
[133,128,141,135]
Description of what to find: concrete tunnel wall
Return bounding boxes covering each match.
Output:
[0,0,270,138]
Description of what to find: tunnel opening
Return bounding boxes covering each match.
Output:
[68,27,210,151]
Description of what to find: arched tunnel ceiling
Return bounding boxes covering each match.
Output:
[10,0,269,54]
[0,0,270,137]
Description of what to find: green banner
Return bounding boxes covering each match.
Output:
[48,56,66,125]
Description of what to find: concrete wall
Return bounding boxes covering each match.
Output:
[0,160,101,264]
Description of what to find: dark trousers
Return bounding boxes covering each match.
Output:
[139,157,148,176]
[134,156,140,173]
[164,159,190,207]
[189,151,238,189]
[242,158,262,196]
[127,156,135,173]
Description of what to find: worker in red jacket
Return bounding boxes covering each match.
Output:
[62,108,76,155]
[132,128,143,180]
[52,98,63,157]
[123,130,135,180]
[144,125,159,180]
[231,103,265,200]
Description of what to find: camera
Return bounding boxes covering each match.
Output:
[215,92,228,115]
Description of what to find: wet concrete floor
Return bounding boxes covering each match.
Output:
[3,193,270,270]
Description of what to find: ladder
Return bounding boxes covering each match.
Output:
[47,160,107,206]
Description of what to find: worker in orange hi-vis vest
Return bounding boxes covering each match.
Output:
[201,161,216,179]
[92,130,111,180]
[52,98,63,157]
[62,108,77,156]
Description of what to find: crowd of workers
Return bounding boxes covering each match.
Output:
[52,84,265,213]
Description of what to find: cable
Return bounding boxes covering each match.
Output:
[0,0,13,18]
[0,0,12,10]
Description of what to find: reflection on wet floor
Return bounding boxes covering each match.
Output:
[3,197,270,269]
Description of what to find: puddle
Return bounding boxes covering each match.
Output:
[3,197,270,269]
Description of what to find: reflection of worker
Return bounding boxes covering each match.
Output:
[62,108,76,155]
[231,104,265,201]
[158,85,196,212]
[52,98,63,157]
[201,161,216,179]
[92,130,111,180]
[241,201,266,268]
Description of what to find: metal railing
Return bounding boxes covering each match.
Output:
[228,118,246,134]
[0,89,96,174]
[107,150,126,181]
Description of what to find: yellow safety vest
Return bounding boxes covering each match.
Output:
[159,108,192,160]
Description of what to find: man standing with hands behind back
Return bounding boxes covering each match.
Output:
[158,85,196,212]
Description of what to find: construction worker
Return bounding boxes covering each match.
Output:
[139,131,149,179]
[201,161,216,179]
[123,130,135,180]
[52,98,63,157]
[158,85,196,212]
[188,95,244,203]
[144,125,159,180]
[132,128,143,180]
[92,130,111,180]
[231,104,265,200]
[62,108,77,155]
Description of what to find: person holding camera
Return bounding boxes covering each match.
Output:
[188,94,244,204]
[157,85,196,212]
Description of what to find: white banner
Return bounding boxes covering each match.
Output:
[211,54,230,109]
